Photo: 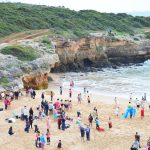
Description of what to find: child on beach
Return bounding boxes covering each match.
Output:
[87,96,90,105]
[141,108,144,120]
[95,117,100,129]
[115,107,119,117]
[108,117,112,129]
[46,129,51,145]
[57,140,62,149]
[88,114,93,127]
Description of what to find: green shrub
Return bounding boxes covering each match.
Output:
[0,45,38,61]
[0,77,9,86]
[0,3,150,38]
[145,32,150,39]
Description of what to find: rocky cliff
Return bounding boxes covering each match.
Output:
[1,33,150,91]
[51,35,150,72]
[0,38,59,91]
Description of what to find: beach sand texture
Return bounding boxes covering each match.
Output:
[0,82,150,150]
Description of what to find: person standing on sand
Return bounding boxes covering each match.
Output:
[41,92,45,101]
[69,89,72,98]
[8,126,14,135]
[85,126,90,141]
[87,96,90,105]
[141,108,144,120]
[80,126,85,141]
[4,98,8,110]
[29,107,34,116]
[108,117,112,129]
[95,117,100,129]
[50,91,54,101]
[46,129,51,145]
[58,116,62,129]
[40,133,46,150]
[60,86,62,95]
[57,140,62,149]
[88,114,93,127]
[131,139,140,150]
[135,132,141,148]
[29,115,33,128]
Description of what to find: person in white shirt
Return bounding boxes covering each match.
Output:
[23,106,28,121]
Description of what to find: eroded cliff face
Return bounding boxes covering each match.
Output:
[22,73,48,90]
[51,36,150,72]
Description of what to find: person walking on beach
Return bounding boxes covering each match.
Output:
[40,133,46,150]
[87,96,90,105]
[57,140,62,149]
[108,117,112,129]
[95,117,100,129]
[135,132,141,148]
[69,89,72,98]
[25,118,30,133]
[88,114,93,127]
[50,91,54,101]
[60,86,62,95]
[131,139,140,150]
[8,126,14,135]
[85,126,90,141]
[4,98,8,110]
[29,115,33,128]
[80,126,85,141]
[141,108,144,120]
[29,107,34,116]
[41,92,45,101]
[58,116,62,129]
[32,90,36,99]
[46,129,51,145]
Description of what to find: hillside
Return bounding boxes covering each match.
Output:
[0,2,150,38]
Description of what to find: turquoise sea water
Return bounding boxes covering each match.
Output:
[62,60,150,99]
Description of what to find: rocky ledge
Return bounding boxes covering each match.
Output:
[51,34,150,72]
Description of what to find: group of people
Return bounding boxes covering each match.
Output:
[1,83,150,150]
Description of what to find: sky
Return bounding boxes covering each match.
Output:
[1,0,150,14]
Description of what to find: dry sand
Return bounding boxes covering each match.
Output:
[0,75,150,150]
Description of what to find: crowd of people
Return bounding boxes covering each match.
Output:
[0,82,150,150]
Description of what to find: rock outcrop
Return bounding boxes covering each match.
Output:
[22,73,48,90]
[0,39,59,91]
[51,35,150,72]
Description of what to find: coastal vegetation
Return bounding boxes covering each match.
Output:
[145,32,150,39]
[0,3,150,38]
[0,45,38,61]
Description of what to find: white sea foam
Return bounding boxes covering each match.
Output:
[61,60,150,99]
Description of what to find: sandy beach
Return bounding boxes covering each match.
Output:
[0,74,150,150]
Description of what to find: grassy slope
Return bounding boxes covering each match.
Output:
[0,45,39,61]
[0,3,150,38]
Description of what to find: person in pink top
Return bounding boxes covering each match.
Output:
[46,117,51,129]
[55,99,60,109]
[4,98,8,110]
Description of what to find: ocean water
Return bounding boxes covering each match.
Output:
[61,60,150,99]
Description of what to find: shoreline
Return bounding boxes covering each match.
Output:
[0,74,150,150]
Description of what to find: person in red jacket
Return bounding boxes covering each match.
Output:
[141,108,144,120]
[58,116,62,129]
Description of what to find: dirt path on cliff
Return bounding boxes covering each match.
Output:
[0,29,49,49]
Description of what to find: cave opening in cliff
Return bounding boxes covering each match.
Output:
[83,58,93,67]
